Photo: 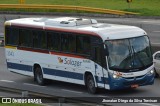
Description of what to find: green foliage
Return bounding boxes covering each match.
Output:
[0,0,159,16]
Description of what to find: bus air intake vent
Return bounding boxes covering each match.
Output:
[60,21,70,24]
[75,19,97,26]
[92,24,111,28]
[45,17,98,27]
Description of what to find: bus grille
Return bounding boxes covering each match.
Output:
[124,75,144,80]
[123,80,146,86]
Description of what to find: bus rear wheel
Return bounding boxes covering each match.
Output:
[34,66,45,85]
[86,75,97,94]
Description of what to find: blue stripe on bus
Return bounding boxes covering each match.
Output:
[7,62,107,84]
[7,62,84,80]
[7,62,32,72]
[43,68,84,80]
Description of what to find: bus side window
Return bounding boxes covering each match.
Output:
[54,33,61,51]
[5,26,11,45]
[28,30,33,47]
[68,35,76,53]
[76,35,91,55]
[48,32,61,51]
[83,36,91,55]
[61,34,69,52]
[19,29,25,46]
[5,27,19,46]
[94,47,102,65]
[19,29,33,47]
[47,32,53,50]
[41,32,47,49]
[33,31,39,48]
[76,36,83,54]
[33,30,46,49]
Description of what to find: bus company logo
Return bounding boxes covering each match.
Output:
[58,57,63,63]
[57,57,82,67]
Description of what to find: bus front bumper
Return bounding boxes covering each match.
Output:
[109,73,155,90]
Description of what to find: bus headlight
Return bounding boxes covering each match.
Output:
[110,72,122,79]
[148,69,154,75]
[113,73,122,79]
[150,69,154,74]
[113,74,119,79]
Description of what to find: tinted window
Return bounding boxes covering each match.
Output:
[76,36,83,54]
[68,35,76,53]
[19,29,33,47]
[83,36,91,55]
[33,30,46,49]
[48,32,61,51]
[5,27,19,45]
[48,32,91,55]
[76,35,91,55]
[94,47,102,65]
[61,34,69,52]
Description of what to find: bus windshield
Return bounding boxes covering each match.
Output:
[105,36,153,72]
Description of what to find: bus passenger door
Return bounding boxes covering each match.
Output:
[92,46,105,88]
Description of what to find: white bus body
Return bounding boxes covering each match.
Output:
[5,17,154,93]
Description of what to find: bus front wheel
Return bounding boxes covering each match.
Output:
[86,75,97,94]
[34,66,45,85]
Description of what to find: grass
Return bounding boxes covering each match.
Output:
[0,0,160,16]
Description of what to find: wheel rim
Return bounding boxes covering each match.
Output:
[87,77,95,93]
[89,80,94,89]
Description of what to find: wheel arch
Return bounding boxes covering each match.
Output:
[84,71,97,87]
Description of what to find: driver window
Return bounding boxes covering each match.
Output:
[94,47,102,65]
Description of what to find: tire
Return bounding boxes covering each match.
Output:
[34,66,45,85]
[86,75,97,94]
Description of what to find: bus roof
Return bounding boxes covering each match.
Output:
[5,17,147,41]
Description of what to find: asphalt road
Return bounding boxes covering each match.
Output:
[0,14,160,106]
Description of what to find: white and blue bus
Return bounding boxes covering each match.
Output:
[5,17,154,93]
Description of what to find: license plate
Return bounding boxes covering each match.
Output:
[131,84,139,88]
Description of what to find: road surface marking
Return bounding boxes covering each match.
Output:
[153,31,160,32]
[23,83,46,87]
[139,103,160,106]
[151,42,160,45]
[61,89,83,94]
[141,21,151,23]
[97,95,108,97]
[0,80,14,83]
